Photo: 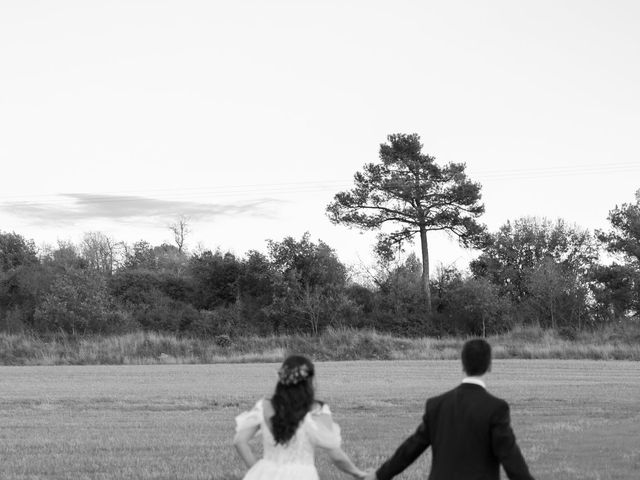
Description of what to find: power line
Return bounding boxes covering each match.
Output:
[470,163,640,181]
[0,162,637,205]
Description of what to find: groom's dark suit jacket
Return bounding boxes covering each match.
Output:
[376,382,534,480]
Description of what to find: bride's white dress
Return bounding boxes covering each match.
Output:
[235,398,342,480]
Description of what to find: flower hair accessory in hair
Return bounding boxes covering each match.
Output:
[278,363,311,386]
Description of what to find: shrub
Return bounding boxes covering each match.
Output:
[189,305,244,337]
[34,270,124,334]
[214,334,232,347]
[558,326,578,341]
[132,297,200,333]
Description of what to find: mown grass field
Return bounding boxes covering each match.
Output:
[0,360,638,479]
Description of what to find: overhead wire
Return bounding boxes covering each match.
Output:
[0,162,638,206]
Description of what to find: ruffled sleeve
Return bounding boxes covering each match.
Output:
[305,403,342,449]
[235,399,263,434]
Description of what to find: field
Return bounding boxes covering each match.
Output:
[0,361,638,479]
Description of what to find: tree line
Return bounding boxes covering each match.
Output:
[1,134,638,338]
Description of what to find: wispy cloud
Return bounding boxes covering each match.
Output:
[0,193,283,225]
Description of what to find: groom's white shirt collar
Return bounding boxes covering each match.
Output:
[462,377,486,389]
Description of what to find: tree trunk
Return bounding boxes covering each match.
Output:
[419,226,432,316]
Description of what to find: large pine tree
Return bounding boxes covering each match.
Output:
[327,133,485,315]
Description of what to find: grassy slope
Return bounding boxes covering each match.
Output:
[0,360,638,479]
[1,324,640,365]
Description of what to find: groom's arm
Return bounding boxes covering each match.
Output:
[491,400,535,480]
[375,402,431,480]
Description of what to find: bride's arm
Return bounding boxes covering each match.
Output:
[233,425,260,468]
[326,447,367,479]
[314,412,366,479]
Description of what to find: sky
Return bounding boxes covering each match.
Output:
[1,0,639,274]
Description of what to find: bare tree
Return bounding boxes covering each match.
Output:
[80,232,122,275]
[169,215,191,254]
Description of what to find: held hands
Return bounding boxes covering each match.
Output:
[358,469,377,480]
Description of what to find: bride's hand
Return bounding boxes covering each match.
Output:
[351,469,364,479]
[354,469,375,480]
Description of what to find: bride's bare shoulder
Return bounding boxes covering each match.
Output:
[310,400,332,417]
[262,398,275,416]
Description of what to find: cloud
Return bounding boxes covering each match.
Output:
[0,193,283,225]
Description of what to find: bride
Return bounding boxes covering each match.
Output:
[234,355,367,479]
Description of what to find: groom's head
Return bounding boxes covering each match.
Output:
[462,339,492,376]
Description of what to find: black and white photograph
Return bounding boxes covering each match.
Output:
[1,1,639,479]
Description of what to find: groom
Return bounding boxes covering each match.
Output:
[365,339,534,480]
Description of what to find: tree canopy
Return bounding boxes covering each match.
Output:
[593,190,640,317]
[471,217,598,301]
[597,189,640,264]
[0,231,38,273]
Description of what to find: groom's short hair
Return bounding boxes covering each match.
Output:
[462,339,492,376]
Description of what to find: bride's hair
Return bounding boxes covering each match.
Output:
[271,355,315,445]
